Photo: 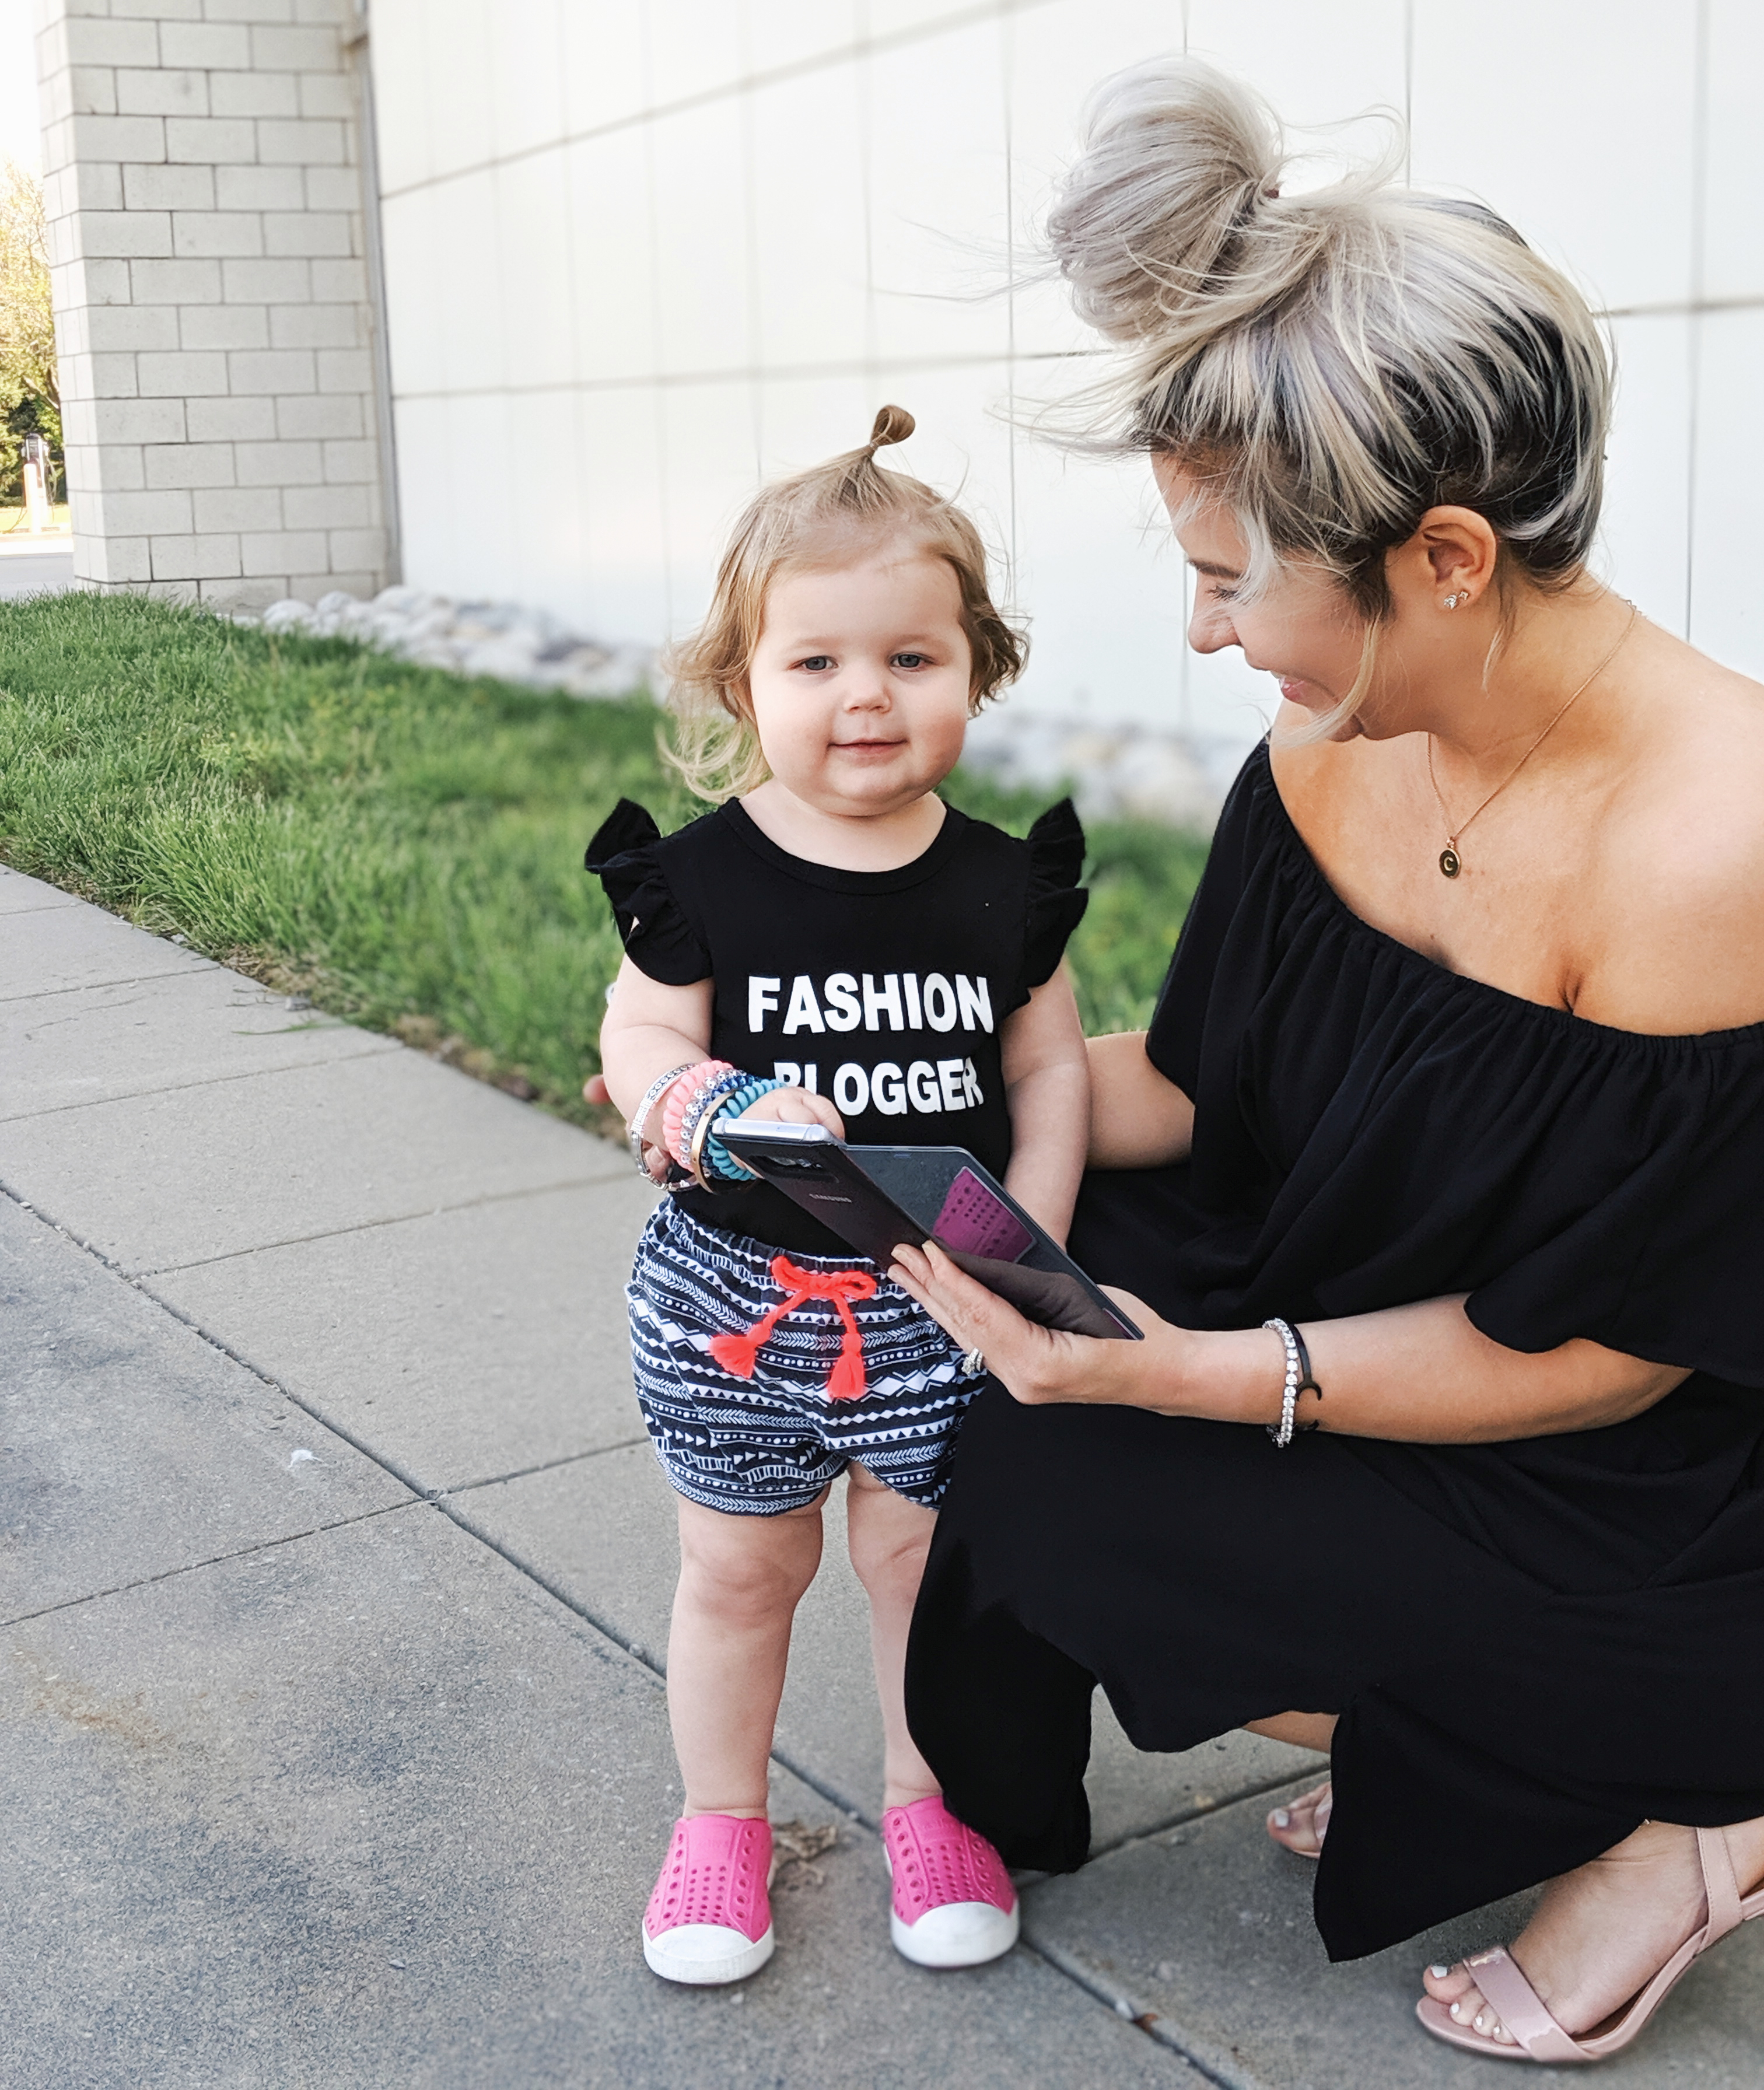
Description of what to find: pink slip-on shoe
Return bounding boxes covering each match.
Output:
[883,1795,1019,1968]
[642,1814,775,1985]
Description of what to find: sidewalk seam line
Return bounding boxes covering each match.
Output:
[0,1041,398,1123]
[1,1499,422,1632]
[0,963,221,1006]
[122,1170,632,1277]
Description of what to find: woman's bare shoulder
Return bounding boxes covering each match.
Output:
[1581,659,1764,1034]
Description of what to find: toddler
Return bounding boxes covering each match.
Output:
[587,407,1090,1986]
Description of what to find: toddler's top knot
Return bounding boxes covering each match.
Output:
[865,404,915,456]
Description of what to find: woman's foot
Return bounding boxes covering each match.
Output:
[883,1795,1019,1968]
[1420,1815,1764,2052]
[642,1814,776,1985]
[1267,1780,1331,1858]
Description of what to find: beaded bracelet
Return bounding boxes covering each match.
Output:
[662,1060,735,1166]
[626,1062,694,1177]
[1261,1317,1321,1447]
[700,1076,785,1182]
[676,1068,755,1181]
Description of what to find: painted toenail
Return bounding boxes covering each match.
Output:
[1429,1963,1450,1979]
[1450,2004,1465,2021]
[1272,1810,1290,1827]
[1474,2013,1491,2033]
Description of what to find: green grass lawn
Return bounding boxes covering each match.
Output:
[0,593,1209,1126]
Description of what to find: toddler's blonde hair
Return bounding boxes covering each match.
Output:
[664,407,1027,802]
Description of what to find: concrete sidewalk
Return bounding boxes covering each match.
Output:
[4,865,1759,2088]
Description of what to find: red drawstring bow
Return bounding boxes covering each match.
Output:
[708,1254,878,1401]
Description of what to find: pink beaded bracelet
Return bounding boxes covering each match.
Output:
[662,1059,735,1167]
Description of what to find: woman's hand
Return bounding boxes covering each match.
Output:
[887,1241,1178,1408]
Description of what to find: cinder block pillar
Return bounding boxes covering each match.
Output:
[32,0,394,610]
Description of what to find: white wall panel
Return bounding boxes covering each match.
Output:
[488,0,565,167]
[1702,0,1764,303]
[645,0,745,110]
[750,65,869,369]
[408,0,496,191]
[1689,310,1764,675]
[1597,313,1692,638]
[565,129,659,385]
[1410,0,1700,313]
[745,2,860,76]
[560,3,648,137]
[494,152,575,394]
[370,0,1764,745]
[867,17,1012,363]
[648,97,751,376]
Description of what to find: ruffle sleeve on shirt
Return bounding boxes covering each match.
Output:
[1020,797,1090,990]
[1460,1032,1764,1387]
[584,798,712,985]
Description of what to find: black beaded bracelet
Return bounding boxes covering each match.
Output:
[1261,1317,1322,1446]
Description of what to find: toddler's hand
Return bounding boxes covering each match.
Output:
[735,1084,845,1139]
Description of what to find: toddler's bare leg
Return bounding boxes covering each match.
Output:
[668,1489,827,1818]
[845,1462,942,1811]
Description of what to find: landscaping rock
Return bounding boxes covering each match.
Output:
[246,586,656,699]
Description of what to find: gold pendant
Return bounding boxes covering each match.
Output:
[1439,845,1462,878]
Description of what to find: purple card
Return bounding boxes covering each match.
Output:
[932,1168,1034,1263]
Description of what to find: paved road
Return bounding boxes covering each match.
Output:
[4,865,1758,2087]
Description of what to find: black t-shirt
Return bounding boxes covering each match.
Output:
[587,795,1087,1254]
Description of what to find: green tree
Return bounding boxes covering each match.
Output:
[0,161,61,503]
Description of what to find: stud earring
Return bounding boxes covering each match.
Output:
[1443,591,1469,610]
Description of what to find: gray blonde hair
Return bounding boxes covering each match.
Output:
[1045,59,1614,724]
[664,405,1027,801]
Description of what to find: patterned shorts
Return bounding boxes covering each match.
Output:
[627,1196,983,1515]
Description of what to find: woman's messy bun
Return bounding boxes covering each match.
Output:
[1045,58,1612,716]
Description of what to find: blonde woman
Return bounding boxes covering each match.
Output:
[892,59,1764,2066]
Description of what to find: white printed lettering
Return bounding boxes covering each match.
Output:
[963,1058,983,1107]
[782,975,825,1035]
[922,973,957,1032]
[870,1062,907,1114]
[902,973,923,1029]
[833,1062,870,1115]
[773,1061,800,1087]
[907,1060,941,1112]
[862,972,904,1031]
[803,1063,820,1093]
[823,973,862,1032]
[957,975,993,1032]
[937,1058,967,1111]
[748,976,781,1032]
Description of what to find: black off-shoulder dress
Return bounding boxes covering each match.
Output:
[904,740,1764,1961]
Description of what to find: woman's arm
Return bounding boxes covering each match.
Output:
[1087,1031,1195,1168]
[887,1245,1690,1445]
[999,967,1090,1245]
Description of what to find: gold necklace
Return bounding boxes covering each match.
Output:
[1426,601,1639,878]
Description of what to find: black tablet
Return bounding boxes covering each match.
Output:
[715,1122,1141,1342]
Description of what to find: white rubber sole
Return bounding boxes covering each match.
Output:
[889,1899,1020,1969]
[642,1920,776,1986]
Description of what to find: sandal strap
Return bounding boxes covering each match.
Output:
[1462,1947,1587,2063]
[1697,1825,1744,1945]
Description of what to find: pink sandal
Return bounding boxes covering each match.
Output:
[642,1814,775,1985]
[1268,1780,1331,1860]
[1417,1823,1764,2063]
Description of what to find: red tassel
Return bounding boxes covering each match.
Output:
[708,1331,762,1379]
[706,1254,878,1402]
[825,1332,867,1403]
